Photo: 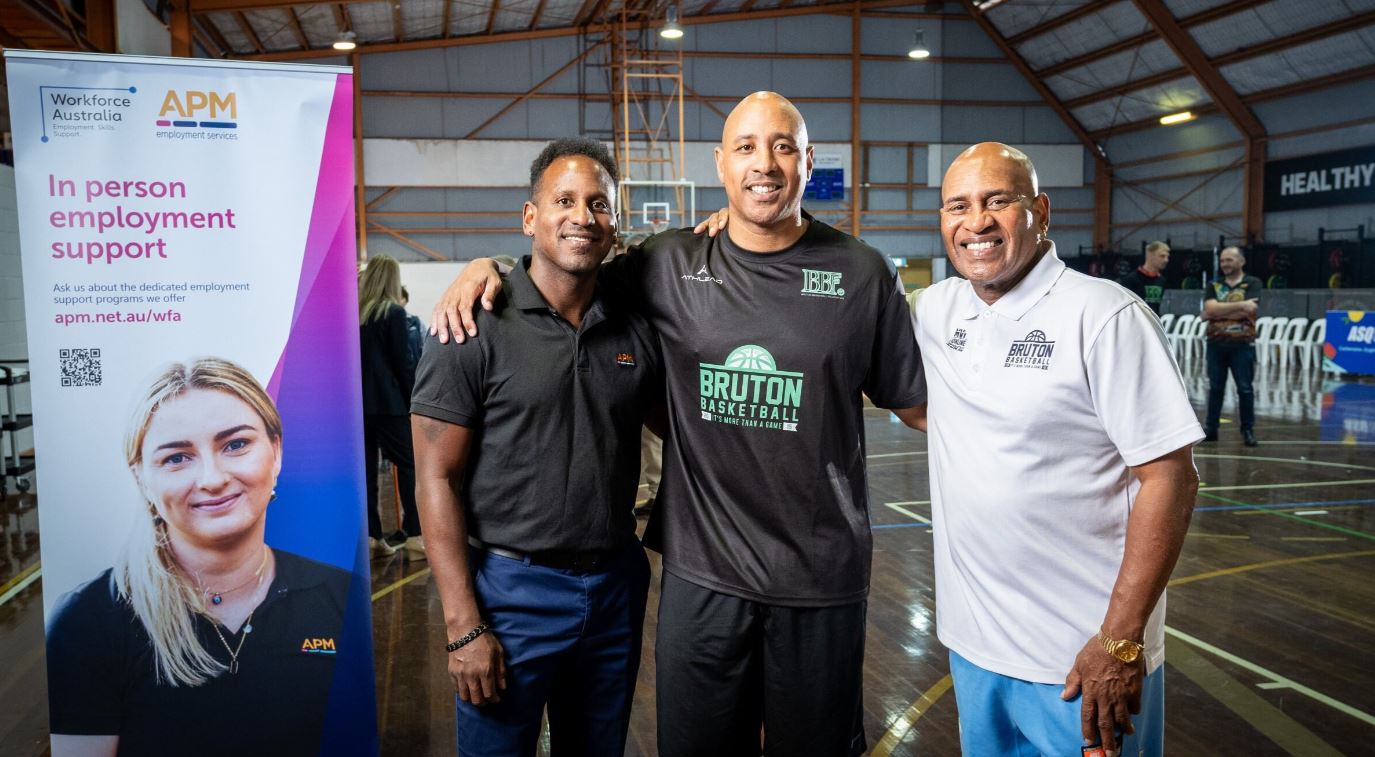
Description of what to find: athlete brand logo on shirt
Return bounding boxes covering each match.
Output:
[616,352,636,366]
[698,344,804,432]
[681,265,722,285]
[301,637,337,654]
[946,328,967,352]
[1004,330,1055,370]
[800,269,845,298]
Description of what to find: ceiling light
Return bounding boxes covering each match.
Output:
[1159,111,1196,126]
[332,31,357,51]
[661,6,684,40]
[908,30,931,59]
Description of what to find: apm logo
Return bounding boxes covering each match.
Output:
[698,344,804,432]
[301,637,337,655]
[800,269,845,298]
[156,90,238,130]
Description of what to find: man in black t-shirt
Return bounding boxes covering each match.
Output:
[1202,246,1263,446]
[1118,240,1169,314]
[412,139,662,756]
[435,93,926,757]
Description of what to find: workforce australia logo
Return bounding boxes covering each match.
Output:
[946,328,967,352]
[1004,330,1056,370]
[681,265,722,285]
[800,268,845,298]
[698,345,804,432]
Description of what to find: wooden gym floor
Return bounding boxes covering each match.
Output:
[2,364,1373,755]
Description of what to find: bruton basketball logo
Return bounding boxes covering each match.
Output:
[698,344,804,432]
[800,269,845,298]
[1004,330,1055,370]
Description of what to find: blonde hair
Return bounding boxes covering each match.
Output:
[114,357,282,687]
[358,254,403,325]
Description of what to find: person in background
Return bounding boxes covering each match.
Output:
[359,255,424,558]
[1118,241,1170,315]
[1202,246,1263,446]
[400,286,425,369]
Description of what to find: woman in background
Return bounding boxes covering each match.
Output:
[358,254,424,558]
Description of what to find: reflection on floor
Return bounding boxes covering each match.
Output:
[1,364,1373,756]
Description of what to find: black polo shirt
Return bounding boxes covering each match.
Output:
[45,549,351,756]
[412,256,662,553]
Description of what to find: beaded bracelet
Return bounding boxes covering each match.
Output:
[445,622,489,653]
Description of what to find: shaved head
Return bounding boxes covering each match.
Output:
[714,90,814,251]
[722,91,809,151]
[944,142,1039,199]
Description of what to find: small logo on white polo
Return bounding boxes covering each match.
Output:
[946,328,967,351]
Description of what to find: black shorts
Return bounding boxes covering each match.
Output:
[654,571,867,757]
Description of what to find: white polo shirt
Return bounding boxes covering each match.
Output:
[913,244,1202,684]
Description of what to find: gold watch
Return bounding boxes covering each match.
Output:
[1097,629,1144,664]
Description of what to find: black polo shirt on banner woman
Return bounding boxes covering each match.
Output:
[411,255,663,553]
[44,549,351,756]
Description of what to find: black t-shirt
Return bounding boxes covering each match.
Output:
[45,550,351,756]
[1118,267,1165,313]
[411,257,663,553]
[1204,274,1264,342]
[607,220,926,606]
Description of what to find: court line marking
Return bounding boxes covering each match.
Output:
[884,502,930,524]
[1163,635,1345,757]
[1195,453,1375,473]
[371,567,433,602]
[1230,504,1368,515]
[0,562,42,609]
[1185,532,1250,539]
[1201,478,1375,493]
[1257,440,1375,447]
[1281,536,1347,542]
[1165,625,1375,728]
[868,451,927,460]
[1198,491,1375,542]
[1167,549,1375,587]
[871,674,953,757]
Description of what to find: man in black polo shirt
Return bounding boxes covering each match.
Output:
[411,138,661,756]
[1118,240,1170,315]
[433,93,926,757]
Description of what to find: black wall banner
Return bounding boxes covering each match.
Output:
[1265,145,1375,212]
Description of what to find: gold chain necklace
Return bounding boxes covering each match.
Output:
[201,545,270,607]
[209,610,255,675]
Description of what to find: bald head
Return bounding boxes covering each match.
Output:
[722,91,809,151]
[945,142,1039,198]
[714,91,814,248]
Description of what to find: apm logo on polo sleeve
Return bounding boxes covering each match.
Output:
[1004,330,1055,370]
[698,344,804,432]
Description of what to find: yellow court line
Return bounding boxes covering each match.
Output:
[0,561,42,608]
[871,674,954,757]
[371,567,432,602]
[0,561,41,597]
[1168,549,1375,587]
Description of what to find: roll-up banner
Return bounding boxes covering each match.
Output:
[1264,145,1375,212]
[4,51,377,755]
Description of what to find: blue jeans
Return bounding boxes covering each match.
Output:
[1206,341,1255,434]
[454,542,650,757]
[949,651,1164,757]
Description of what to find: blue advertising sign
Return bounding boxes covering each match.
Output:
[1325,311,1375,375]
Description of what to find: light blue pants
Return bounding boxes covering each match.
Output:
[949,650,1164,757]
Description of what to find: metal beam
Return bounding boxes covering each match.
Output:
[526,0,547,31]
[1005,0,1114,46]
[285,7,309,49]
[1068,9,1375,110]
[353,52,367,260]
[392,1,403,43]
[464,42,603,139]
[198,15,234,56]
[85,0,117,52]
[958,0,1105,164]
[1036,0,1267,79]
[170,0,192,56]
[486,0,501,35]
[234,11,264,53]
[248,0,922,61]
[442,0,454,37]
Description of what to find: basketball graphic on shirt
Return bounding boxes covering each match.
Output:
[724,345,777,372]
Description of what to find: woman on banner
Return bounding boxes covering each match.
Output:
[358,255,424,558]
[45,358,351,757]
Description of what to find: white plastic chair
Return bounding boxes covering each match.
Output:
[1158,313,1175,333]
[1304,319,1329,373]
[1255,317,1287,368]
[1278,317,1309,373]
[1167,314,1196,361]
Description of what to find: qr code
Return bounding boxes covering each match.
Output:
[60,348,102,387]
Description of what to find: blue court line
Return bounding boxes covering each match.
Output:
[872,497,1375,530]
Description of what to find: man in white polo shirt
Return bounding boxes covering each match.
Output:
[913,143,1202,757]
